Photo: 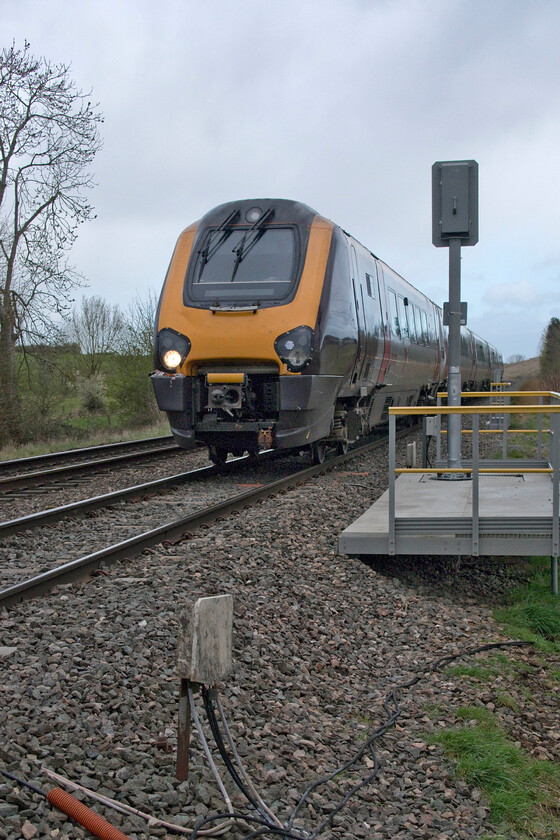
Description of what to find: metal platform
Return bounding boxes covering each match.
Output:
[339,468,556,557]
[338,395,560,593]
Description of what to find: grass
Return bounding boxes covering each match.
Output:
[431,706,560,838]
[444,662,501,682]
[431,558,560,837]
[494,557,560,653]
[0,419,170,461]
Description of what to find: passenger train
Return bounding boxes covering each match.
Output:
[151,199,503,464]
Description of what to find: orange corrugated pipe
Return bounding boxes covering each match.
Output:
[47,787,132,840]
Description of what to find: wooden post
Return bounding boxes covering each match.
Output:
[176,678,191,781]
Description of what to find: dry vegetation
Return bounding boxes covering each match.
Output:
[503,357,540,390]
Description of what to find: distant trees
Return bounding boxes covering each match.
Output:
[66,295,125,376]
[540,317,560,387]
[58,289,158,424]
[507,354,526,364]
[540,317,560,373]
[0,42,103,444]
[107,290,160,423]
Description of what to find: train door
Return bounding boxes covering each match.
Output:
[360,262,384,386]
[375,263,391,386]
[385,286,406,382]
[349,243,366,386]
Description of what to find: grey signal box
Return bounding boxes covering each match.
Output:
[432,160,478,247]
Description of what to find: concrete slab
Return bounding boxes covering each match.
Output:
[339,471,556,558]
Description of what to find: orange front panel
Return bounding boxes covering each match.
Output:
[157,216,333,375]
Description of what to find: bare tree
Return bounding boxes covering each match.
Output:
[121,288,158,355]
[66,295,124,376]
[0,42,102,443]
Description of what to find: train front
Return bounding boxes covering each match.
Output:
[151,199,338,463]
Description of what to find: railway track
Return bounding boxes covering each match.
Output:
[0,436,182,492]
[0,432,399,608]
[0,434,176,472]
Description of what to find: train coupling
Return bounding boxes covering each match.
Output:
[258,427,274,450]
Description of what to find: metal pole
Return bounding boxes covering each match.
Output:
[436,394,442,464]
[389,412,396,555]
[552,411,559,596]
[472,413,479,556]
[447,238,462,470]
[538,395,543,460]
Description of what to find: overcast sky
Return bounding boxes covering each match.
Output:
[4,0,560,360]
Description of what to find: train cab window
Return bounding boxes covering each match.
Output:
[365,273,374,298]
[388,289,401,338]
[188,226,297,304]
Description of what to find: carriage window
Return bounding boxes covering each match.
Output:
[397,296,409,340]
[421,310,429,345]
[408,305,418,342]
[365,273,374,298]
[388,289,401,338]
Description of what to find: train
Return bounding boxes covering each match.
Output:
[151,198,503,464]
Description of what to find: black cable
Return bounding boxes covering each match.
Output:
[288,639,534,836]
[201,687,272,822]
[195,639,534,840]
[191,809,307,840]
[0,768,46,797]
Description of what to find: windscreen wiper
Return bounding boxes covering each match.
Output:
[230,208,274,282]
[197,208,240,279]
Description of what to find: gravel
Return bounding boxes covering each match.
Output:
[1,431,559,840]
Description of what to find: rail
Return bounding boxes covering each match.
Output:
[388,394,560,594]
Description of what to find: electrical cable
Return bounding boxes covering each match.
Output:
[188,683,235,817]
[0,766,133,840]
[214,691,284,828]
[3,639,533,840]
[289,639,533,837]
[191,810,307,840]
[195,639,533,840]
[202,687,276,824]
[41,767,233,836]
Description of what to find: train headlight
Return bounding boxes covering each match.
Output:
[157,328,191,372]
[274,326,314,372]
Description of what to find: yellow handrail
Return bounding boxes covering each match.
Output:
[390,404,560,415]
[395,467,553,474]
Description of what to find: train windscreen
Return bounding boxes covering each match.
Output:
[188,227,297,304]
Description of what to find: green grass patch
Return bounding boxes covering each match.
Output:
[495,692,520,712]
[444,663,500,682]
[432,706,560,837]
[494,558,560,653]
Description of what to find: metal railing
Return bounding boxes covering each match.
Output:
[435,390,560,461]
[388,397,560,594]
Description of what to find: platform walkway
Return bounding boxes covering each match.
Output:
[339,394,560,593]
